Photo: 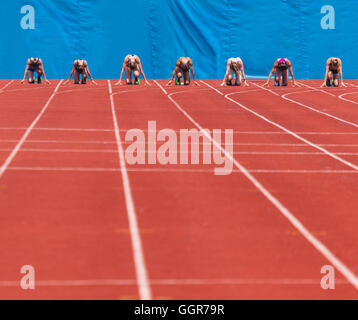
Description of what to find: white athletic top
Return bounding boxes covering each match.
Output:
[228,57,242,70]
[229,57,241,63]
[128,54,138,60]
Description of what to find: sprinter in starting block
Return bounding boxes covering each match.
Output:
[221,57,248,86]
[320,57,346,87]
[167,57,199,86]
[115,54,150,85]
[21,57,50,84]
[263,58,297,87]
[64,59,97,85]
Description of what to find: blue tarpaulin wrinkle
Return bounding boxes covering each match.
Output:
[1,0,356,79]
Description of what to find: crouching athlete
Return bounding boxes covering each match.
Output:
[21,57,50,84]
[115,54,150,85]
[321,57,346,87]
[167,57,199,86]
[264,58,297,87]
[221,57,248,86]
[64,60,97,85]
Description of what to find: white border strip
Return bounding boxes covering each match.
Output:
[6,166,358,174]
[107,80,151,300]
[3,148,358,156]
[0,277,349,287]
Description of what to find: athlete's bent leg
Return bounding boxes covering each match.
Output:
[234,71,241,86]
[184,70,190,85]
[133,70,140,85]
[36,68,43,84]
[81,72,88,84]
[125,67,132,85]
[281,69,288,86]
[74,70,80,84]
[176,72,183,85]
[274,69,281,86]
[333,72,339,87]
[326,71,333,86]
[27,70,35,84]
[227,69,234,85]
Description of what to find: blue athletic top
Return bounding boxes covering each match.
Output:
[75,60,87,71]
[28,58,40,71]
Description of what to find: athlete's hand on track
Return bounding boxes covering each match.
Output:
[115,80,122,85]
[145,80,151,86]
[20,79,25,84]
[341,82,347,87]
[91,80,98,85]
[63,80,69,85]
[194,81,200,86]
[243,81,249,87]
[220,82,226,87]
[166,80,173,86]
[263,81,269,87]
[320,82,327,87]
[46,79,51,84]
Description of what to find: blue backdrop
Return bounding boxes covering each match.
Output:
[0,0,357,79]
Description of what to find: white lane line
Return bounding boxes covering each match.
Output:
[236,169,358,174]
[291,132,358,135]
[2,127,358,135]
[4,148,358,156]
[201,81,358,171]
[249,81,358,129]
[2,85,58,94]
[197,81,263,95]
[0,80,14,92]
[347,82,358,88]
[249,82,280,96]
[338,92,358,105]
[296,81,336,97]
[74,142,358,147]
[0,148,118,153]
[226,92,358,171]
[57,87,105,96]
[159,80,358,290]
[202,82,358,171]
[111,87,162,96]
[0,277,349,287]
[0,139,117,144]
[198,80,223,95]
[7,166,358,174]
[153,81,168,94]
[108,80,151,300]
[0,80,63,179]
[9,166,120,172]
[0,127,115,132]
[282,92,358,128]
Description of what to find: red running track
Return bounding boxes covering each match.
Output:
[0,79,358,299]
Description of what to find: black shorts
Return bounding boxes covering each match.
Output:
[177,67,190,84]
[326,69,339,86]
